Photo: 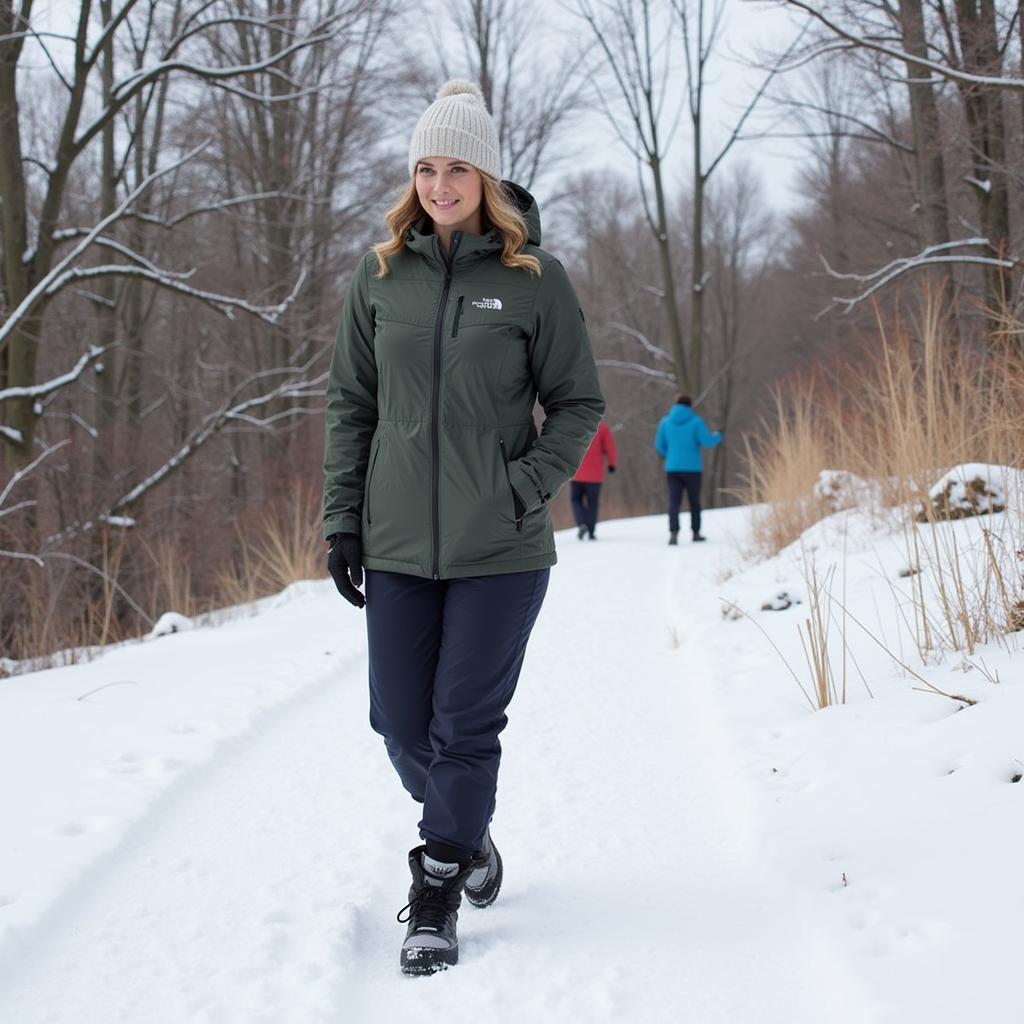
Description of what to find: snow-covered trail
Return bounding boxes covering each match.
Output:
[0,515,874,1023]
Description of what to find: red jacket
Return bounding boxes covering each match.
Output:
[573,421,617,483]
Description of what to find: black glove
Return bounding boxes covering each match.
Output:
[327,532,365,609]
[607,465,616,474]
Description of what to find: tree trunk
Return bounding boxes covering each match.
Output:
[93,0,118,497]
[0,0,35,462]
[690,153,704,395]
[649,153,689,393]
[953,0,1012,312]
[899,0,951,254]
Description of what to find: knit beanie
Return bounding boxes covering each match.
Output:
[408,80,502,181]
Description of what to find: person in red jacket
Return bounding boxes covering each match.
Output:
[571,420,617,540]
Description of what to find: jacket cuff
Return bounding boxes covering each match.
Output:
[323,513,362,541]
[508,460,549,515]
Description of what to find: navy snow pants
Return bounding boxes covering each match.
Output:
[364,568,550,855]
[570,481,602,536]
[667,471,703,535]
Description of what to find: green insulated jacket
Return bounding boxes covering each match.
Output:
[322,182,605,579]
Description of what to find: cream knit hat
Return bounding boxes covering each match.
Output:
[408,80,502,180]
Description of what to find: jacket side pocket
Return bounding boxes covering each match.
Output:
[499,437,524,532]
[364,436,382,526]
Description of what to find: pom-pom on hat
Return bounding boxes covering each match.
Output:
[408,79,502,181]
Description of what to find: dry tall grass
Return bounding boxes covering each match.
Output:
[742,389,834,556]
[214,484,323,607]
[745,296,1024,557]
[2,479,324,672]
[744,293,1024,681]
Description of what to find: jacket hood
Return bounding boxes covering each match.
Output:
[668,403,695,425]
[406,179,541,265]
[503,180,541,246]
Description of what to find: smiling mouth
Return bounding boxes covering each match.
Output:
[432,199,459,209]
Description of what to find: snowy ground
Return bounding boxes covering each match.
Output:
[1,506,1022,1023]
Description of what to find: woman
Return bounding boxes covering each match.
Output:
[322,80,604,975]
[571,419,618,540]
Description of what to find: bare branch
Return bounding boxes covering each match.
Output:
[609,320,674,362]
[0,438,71,512]
[818,238,1017,316]
[0,141,210,355]
[775,0,1024,91]
[46,367,328,545]
[0,346,106,402]
[44,263,307,324]
[596,358,677,382]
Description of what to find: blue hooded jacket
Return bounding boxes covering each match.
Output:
[654,403,722,472]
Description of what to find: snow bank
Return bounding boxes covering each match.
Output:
[813,469,873,513]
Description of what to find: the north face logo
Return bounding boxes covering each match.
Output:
[472,297,503,310]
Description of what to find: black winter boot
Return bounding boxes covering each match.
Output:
[464,829,503,908]
[398,846,474,975]
[692,531,706,542]
[668,531,679,546]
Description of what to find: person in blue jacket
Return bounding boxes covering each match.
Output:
[654,395,723,545]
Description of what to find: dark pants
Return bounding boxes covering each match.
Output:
[570,481,602,536]
[365,568,549,855]
[667,471,702,535]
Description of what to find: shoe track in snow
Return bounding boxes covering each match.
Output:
[0,516,876,1023]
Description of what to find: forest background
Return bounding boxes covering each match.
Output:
[2,0,1022,662]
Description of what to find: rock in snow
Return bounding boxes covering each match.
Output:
[922,462,1023,521]
[149,612,194,637]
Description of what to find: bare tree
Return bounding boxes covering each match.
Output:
[200,0,397,477]
[573,0,692,390]
[427,0,590,191]
[773,0,1020,314]
[0,0,340,464]
[672,0,793,393]
[702,163,777,500]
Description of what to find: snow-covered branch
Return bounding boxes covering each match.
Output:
[776,1,1024,92]
[43,264,307,325]
[0,346,106,402]
[0,142,209,355]
[0,439,70,566]
[610,322,674,363]
[46,368,328,545]
[0,439,70,510]
[596,359,677,384]
[74,24,339,151]
[49,191,317,241]
[110,370,328,511]
[818,238,1018,316]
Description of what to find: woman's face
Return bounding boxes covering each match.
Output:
[415,157,484,234]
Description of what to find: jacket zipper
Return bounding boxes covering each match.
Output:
[431,231,462,579]
[451,296,464,337]
[365,438,381,526]
[499,437,523,532]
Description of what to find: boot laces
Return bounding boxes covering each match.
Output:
[396,882,460,929]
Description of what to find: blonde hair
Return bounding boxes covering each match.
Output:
[372,173,542,278]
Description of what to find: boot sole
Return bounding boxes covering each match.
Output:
[464,846,503,908]
[401,943,458,975]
